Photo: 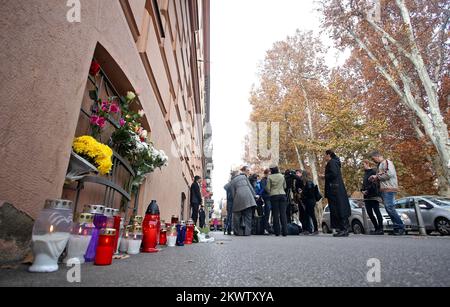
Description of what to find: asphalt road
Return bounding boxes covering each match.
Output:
[1,233,449,287]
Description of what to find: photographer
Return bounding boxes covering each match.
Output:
[293,170,307,231]
[284,170,302,223]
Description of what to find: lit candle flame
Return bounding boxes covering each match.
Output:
[50,225,54,233]
[134,234,137,240]
[78,227,82,235]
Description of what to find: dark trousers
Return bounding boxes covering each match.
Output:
[329,199,350,232]
[191,203,200,225]
[365,199,384,231]
[304,201,318,233]
[263,197,272,232]
[226,203,233,234]
[199,216,206,228]
[271,195,288,236]
[233,207,253,236]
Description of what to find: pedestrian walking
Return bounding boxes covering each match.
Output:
[369,151,405,236]
[229,166,257,236]
[190,176,203,226]
[300,170,319,235]
[323,150,351,237]
[361,160,384,235]
[266,165,288,237]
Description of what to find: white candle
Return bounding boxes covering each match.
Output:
[127,239,142,255]
[63,234,92,264]
[29,232,70,273]
[119,235,129,253]
[167,235,177,247]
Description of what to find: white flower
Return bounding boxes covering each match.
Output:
[126,91,136,101]
[139,129,148,140]
[138,110,145,117]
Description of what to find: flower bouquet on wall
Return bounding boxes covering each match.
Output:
[109,91,169,192]
[68,136,113,181]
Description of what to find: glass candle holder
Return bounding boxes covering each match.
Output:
[142,219,158,253]
[167,224,177,247]
[185,219,195,245]
[63,213,94,264]
[118,225,132,253]
[83,204,106,262]
[29,199,73,273]
[127,226,143,255]
[159,224,167,246]
[130,215,143,226]
[94,228,116,266]
[104,207,115,228]
[113,210,123,254]
[176,221,187,247]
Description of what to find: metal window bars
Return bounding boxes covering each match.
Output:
[73,59,140,223]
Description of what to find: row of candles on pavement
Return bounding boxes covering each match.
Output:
[28,199,196,273]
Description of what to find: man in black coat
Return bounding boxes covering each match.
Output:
[324,150,351,237]
[190,176,203,225]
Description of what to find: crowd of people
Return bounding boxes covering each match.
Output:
[212,149,406,238]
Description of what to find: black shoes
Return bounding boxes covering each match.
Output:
[370,229,384,235]
[333,230,349,237]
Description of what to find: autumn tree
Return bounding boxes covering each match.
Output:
[321,0,450,195]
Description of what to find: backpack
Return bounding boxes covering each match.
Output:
[287,223,301,235]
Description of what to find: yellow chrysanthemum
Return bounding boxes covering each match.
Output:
[73,136,113,175]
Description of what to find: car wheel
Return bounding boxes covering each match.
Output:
[435,218,450,236]
[322,223,330,234]
[352,220,365,235]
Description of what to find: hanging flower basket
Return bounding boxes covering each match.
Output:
[65,150,99,182]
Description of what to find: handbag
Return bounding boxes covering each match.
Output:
[314,185,323,202]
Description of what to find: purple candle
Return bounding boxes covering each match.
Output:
[83,205,107,262]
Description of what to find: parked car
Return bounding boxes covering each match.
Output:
[394,196,450,236]
[321,199,413,235]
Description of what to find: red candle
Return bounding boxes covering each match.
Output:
[112,215,121,253]
[159,229,167,246]
[185,220,195,245]
[95,228,116,266]
[142,220,158,253]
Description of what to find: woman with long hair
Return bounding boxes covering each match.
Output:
[301,170,319,235]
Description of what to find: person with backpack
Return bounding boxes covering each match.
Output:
[361,160,384,235]
[300,170,319,235]
[369,151,405,236]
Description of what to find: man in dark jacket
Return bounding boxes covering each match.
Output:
[361,160,384,235]
[190,176,203,225]
[324,150,351,237]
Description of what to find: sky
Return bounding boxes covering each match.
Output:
[210,0,346,207]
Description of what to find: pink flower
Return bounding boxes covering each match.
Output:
[97,117,106,128]
[109,103,120,113]
[101,101,109,112]
[90,115,99,125]
[119,118,126,127]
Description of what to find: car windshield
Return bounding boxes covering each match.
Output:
[424,197,450,207]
